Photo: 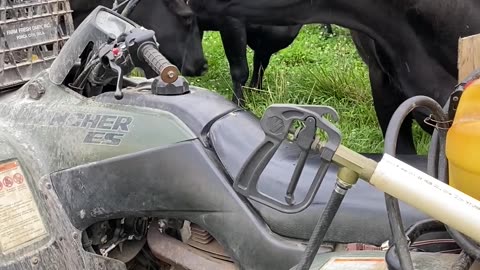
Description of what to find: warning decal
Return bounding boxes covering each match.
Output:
[318,257,387,270]
[0,160,47,254]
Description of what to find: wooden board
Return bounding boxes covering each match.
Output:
[458,33,480,82]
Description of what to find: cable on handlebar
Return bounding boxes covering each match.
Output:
[383,96,449,270]
[112,0,130,12]
[70,58,100,92]
[121,0,141,17]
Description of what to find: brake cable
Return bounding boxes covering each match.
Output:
[112,0,130,12]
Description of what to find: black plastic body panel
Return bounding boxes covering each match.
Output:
[209,110,428,245]
[51,140,310,270]
[94,86,240,143]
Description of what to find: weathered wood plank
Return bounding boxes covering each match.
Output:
[458,34,480,82]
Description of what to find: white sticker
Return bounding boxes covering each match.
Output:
[318,257,387,270]
[0,160,47,254]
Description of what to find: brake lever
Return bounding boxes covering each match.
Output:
[234,104,341,213]
[100,41,134,100]
[109,61,124,100]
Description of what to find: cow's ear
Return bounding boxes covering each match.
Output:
[165,0,194,18]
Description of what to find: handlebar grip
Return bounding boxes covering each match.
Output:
[139,43,179,83]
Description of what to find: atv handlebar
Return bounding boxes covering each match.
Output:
[91,27,187,99]
[139,43,179,84]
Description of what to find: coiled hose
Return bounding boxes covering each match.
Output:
[383,96,449,270]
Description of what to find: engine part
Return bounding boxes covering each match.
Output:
[85,218,148,262]
[187,223,233,262]
[147,222,236,270]
[108,238,146,263]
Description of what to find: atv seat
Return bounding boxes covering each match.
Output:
[209,110,429,246]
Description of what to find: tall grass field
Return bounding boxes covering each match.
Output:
[186,25,431,154]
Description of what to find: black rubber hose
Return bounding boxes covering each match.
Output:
[384,95,448,270]
[383,195,413,270]
[427,99,450,181]
[446,227,480,260]
[295,184,348,270]
[427,128,440,178]
[405,219,446,241]
[385,219,447,270]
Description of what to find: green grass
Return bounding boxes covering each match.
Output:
[187,25,431,154]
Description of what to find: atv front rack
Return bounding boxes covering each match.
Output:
[234,105,341,213]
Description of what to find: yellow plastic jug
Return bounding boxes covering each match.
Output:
[446,79,480,200]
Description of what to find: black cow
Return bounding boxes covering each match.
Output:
[190,0,480,154]
[70,0,208,77]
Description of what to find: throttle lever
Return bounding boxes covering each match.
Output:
[234,104,342,213]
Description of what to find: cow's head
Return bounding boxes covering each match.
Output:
[132,0,207,76]
[72,0,208,77]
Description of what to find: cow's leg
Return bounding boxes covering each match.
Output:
[323,24,333,35]
[219,18,249,106]
[247,25,301,89]
[370,70,416,154]
[351,31,416,154]
[249,51,271,89]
